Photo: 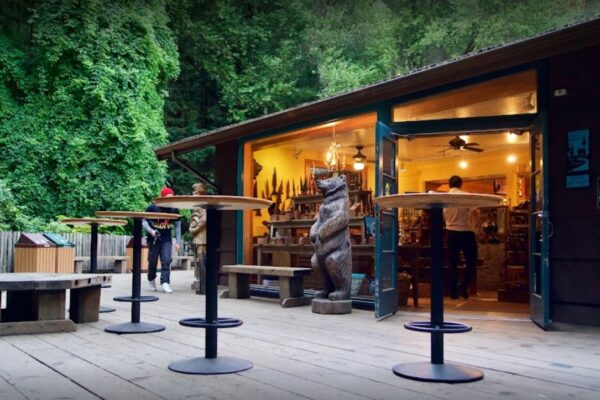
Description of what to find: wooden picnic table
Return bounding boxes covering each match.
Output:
[0,273,112,336]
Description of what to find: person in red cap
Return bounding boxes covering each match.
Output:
[142,187,181,293]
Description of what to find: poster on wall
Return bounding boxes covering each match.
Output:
[566,129,590,189]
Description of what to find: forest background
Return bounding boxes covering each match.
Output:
[1,0,599,233]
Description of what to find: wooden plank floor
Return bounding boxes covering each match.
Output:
[1,270,599,400]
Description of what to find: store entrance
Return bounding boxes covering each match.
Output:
[397,130,531,316]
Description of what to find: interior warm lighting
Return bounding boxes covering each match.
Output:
[507,132,518,143]
[507,154,517,164]
[459,160,468,169]
[325,126,342,171]
[459,135,469,143]
[352,145,366,171]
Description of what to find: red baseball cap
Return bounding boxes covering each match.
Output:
[160,187,175,197]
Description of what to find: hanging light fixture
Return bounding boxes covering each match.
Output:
[352,145,366,171]
[325,125,342,172]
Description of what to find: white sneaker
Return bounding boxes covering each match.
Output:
[162,282,173,293]
[148,280,157,291]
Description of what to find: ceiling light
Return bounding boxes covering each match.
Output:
[353,145,366,171]
[507,154,517,164]
[459,160,468,169]
[507,132,518,143]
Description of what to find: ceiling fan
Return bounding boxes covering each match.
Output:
[437,135,484,155]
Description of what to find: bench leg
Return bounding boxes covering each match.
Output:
[279,277,311,308]
[114,260,128,274]
[69,285,101,323]
[74,260,84,274]
[4,290,66,322]
[228,273,250,299]
[181,259,191,270]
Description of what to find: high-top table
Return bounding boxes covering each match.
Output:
[62,218,127,313]
[96,211,180,334]
[375,192,503,383]
[153,195,272,375]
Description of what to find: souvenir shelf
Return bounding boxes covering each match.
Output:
[498,209,529,303]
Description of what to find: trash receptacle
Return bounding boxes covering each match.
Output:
[14,233,55,273]
[126,236,149,272]
[43,233,76,273]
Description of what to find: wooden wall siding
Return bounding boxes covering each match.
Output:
[0,232,130,273]
[547,44,600,324]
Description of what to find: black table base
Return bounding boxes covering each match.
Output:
[105,321,165,334]
[104,218,164,335]
[169,356,252,375]
[393,208,483,383]
[169,208,251,375]
[393,362,483,383]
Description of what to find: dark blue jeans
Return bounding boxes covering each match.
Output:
[147,240,172,284]
[447,230,477,297]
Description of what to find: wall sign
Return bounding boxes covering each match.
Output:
[566,129,590,189]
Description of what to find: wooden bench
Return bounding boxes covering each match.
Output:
[222,265,312,308]
[74,256,130,274]
[172,255,194,270]
[0,273,112,336]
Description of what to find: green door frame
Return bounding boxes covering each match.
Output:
[374,120,399,319]
[529,112,552,329]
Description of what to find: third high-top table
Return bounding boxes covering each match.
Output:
[62,217,127,313]
[153,195,272,375]
[375,192,503,383]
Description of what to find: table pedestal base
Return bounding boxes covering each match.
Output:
[168,356,253,375]
[99,305,115,313]
[104,321,165,334]
[393,362,483,383]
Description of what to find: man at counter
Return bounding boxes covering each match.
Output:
[443,175,479,299]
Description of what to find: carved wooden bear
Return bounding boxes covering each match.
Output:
[310,175,352,300]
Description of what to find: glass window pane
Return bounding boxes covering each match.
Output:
[392,70,537,122]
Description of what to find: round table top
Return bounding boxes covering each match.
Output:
[152,195,272,210]
[95,211,180,219]
[375,192,504,209]
[62,217,128,227]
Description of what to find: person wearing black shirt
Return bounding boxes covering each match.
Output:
[142,187,181,293]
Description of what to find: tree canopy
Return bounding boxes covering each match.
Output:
[1,0,598,231]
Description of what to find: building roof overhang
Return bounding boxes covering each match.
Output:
[156,17,600,160]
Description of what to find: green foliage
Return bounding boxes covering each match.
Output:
[0,0,179,225]
[2,0,599,228]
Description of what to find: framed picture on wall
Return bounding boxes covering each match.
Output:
[493,178,507,195]
[567,129,590,173]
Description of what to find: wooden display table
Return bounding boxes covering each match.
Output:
[0,273,112,336]
[63,218,127,313]
[153,195,271,375]
[95,211,179,334]
[375,192,502,383]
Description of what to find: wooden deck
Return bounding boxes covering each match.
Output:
[1,270,599,400]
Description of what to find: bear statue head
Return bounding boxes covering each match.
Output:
[316,175,347,198]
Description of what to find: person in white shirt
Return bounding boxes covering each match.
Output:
[443,176,479,299]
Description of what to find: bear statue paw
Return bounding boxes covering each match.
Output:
[313,290,329,299]
[328,290,348,301]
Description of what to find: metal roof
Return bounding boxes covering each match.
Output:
[156,16,600,160]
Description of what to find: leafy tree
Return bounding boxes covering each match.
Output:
[0,0,179,223]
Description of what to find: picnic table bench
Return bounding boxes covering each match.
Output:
[222,265,312,308]
[74,255,130,274]
[0,273,112,336]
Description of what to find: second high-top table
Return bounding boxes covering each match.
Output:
[96,211,180,334]
[375,192,503,383]
[62,217,128,313]
[153,195,271,375]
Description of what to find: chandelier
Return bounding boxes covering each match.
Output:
[324,126,345,172]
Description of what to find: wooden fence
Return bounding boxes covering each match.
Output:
[0,231,131,273]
